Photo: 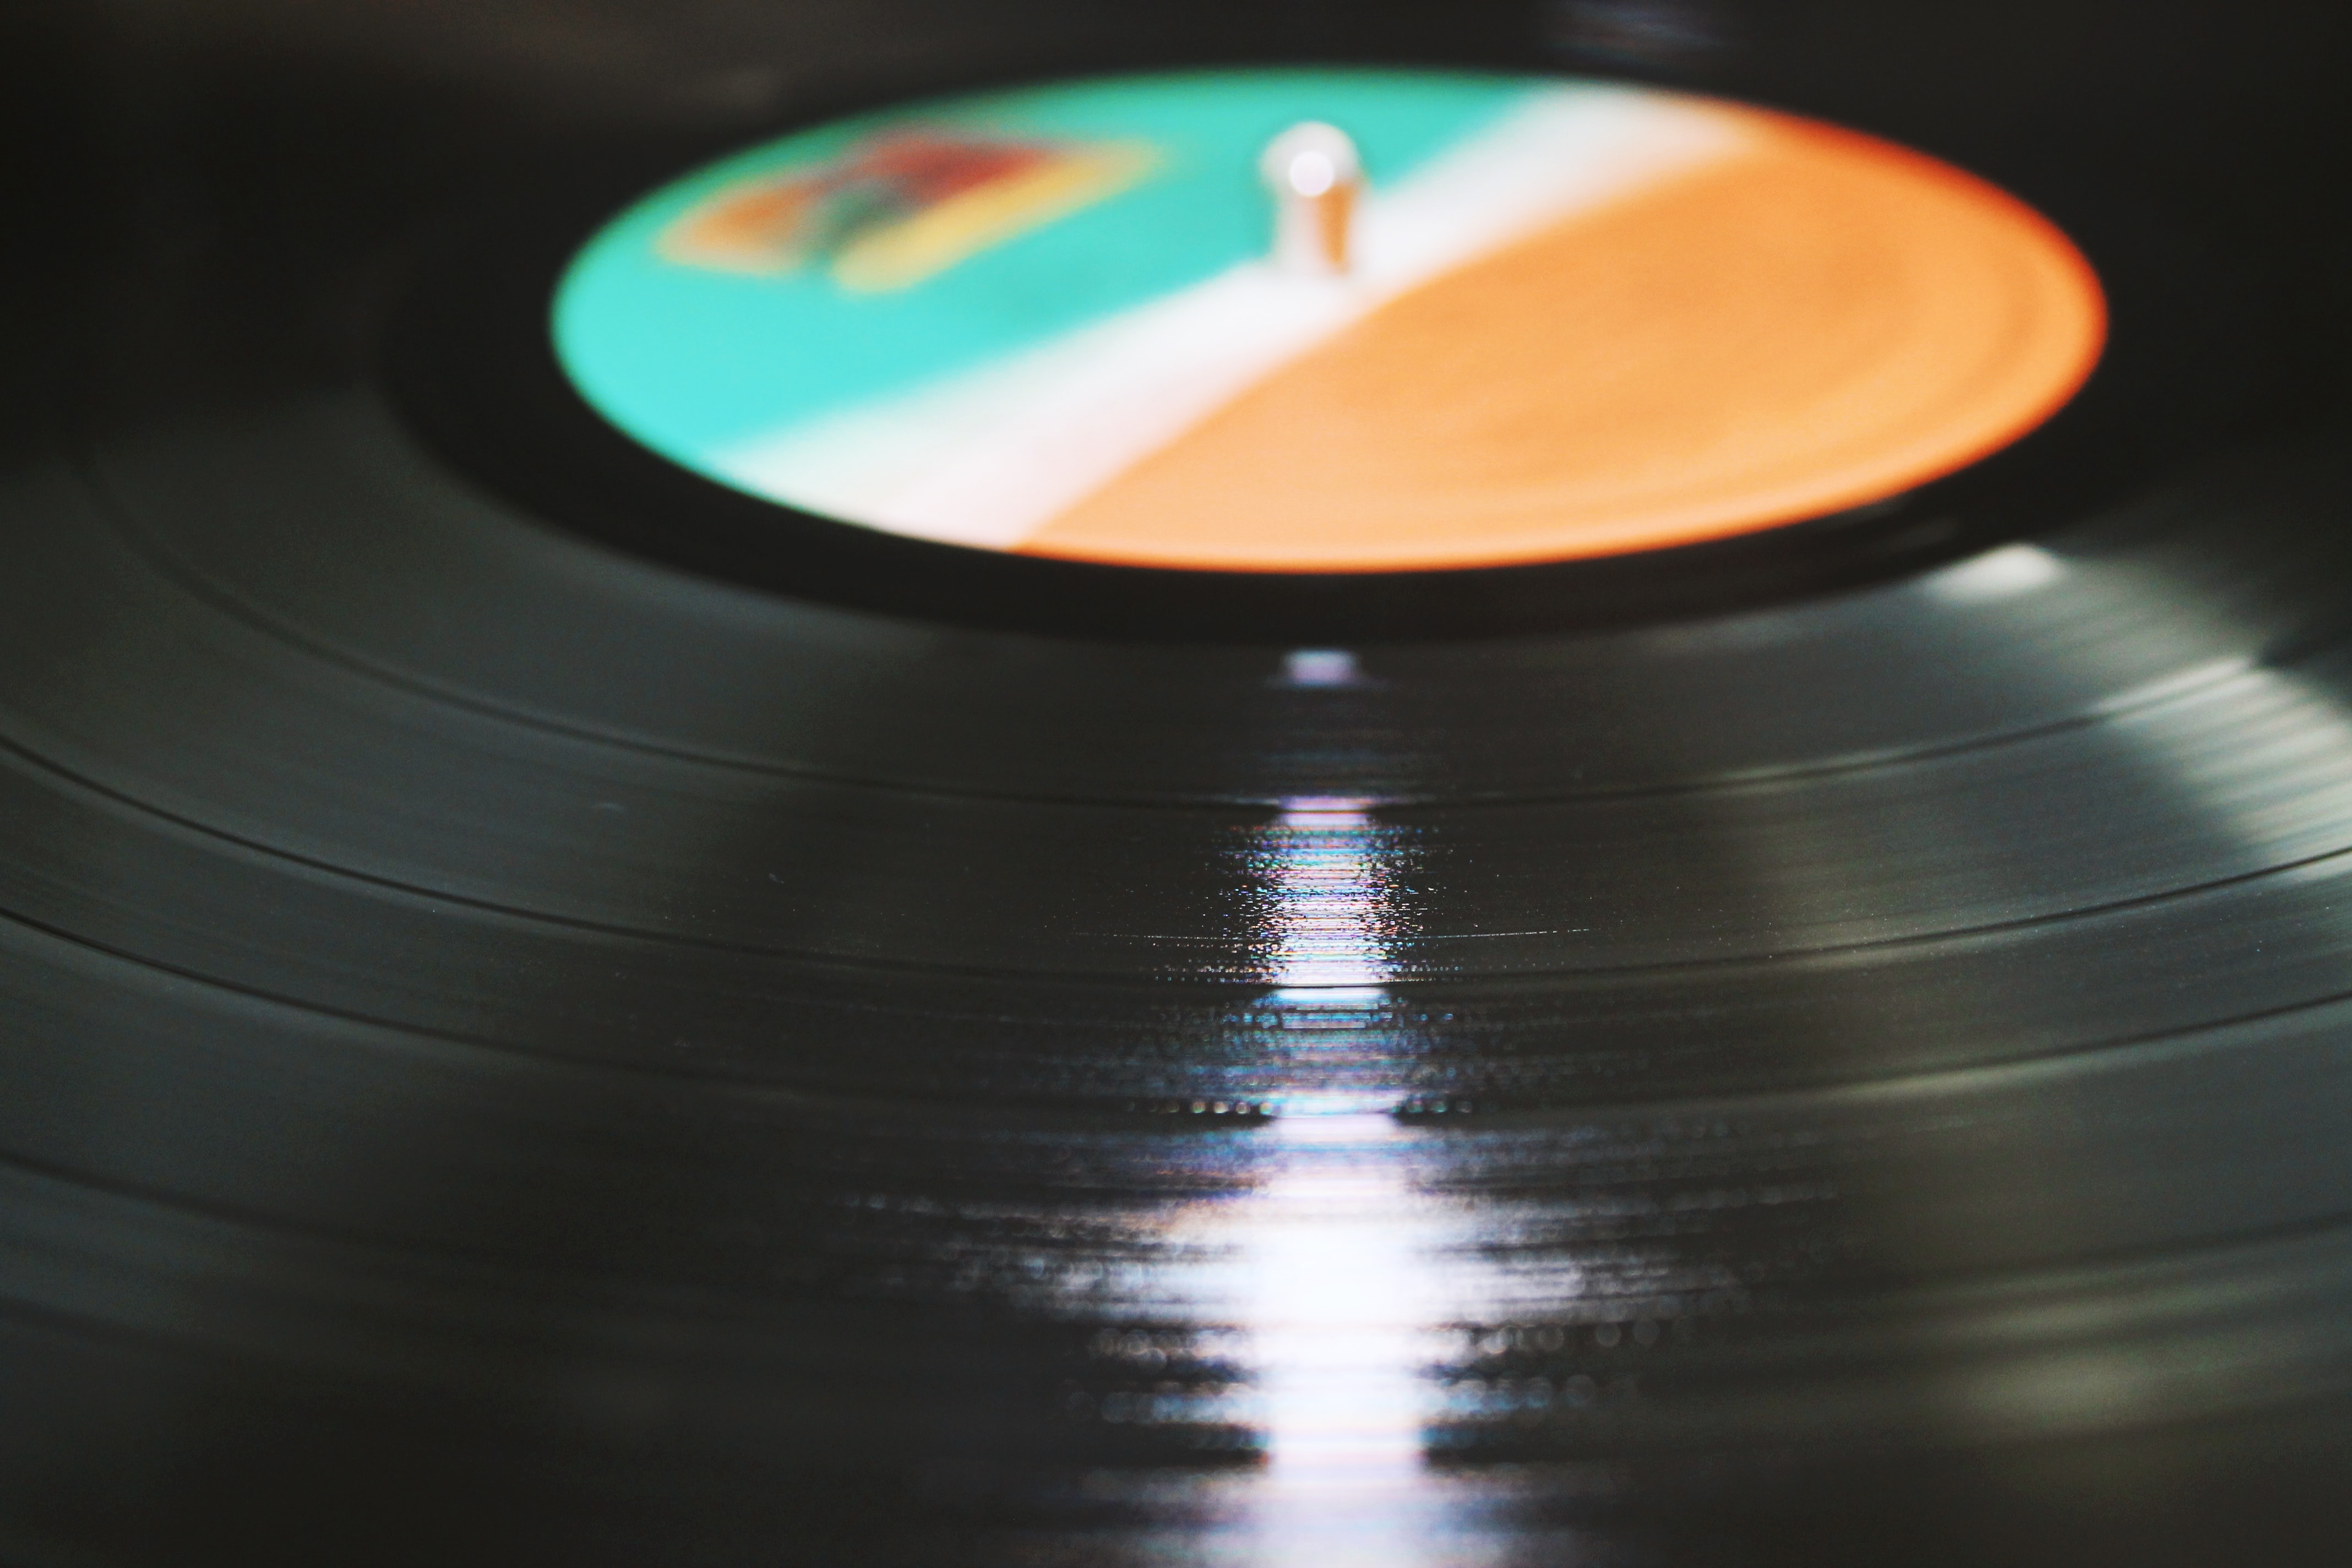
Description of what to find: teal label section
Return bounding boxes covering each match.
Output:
[552,68,1543,481]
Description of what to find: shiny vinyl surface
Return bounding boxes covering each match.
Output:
[7,1,2352,1564]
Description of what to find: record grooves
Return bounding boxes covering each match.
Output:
[9,3,2352,1567]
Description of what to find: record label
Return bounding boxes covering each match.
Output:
[552,69,2106,573]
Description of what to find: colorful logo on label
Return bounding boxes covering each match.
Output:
[656,130,1158,293]
[554,69,2106,574]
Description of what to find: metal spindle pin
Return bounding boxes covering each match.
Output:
[1261,122,1362,276]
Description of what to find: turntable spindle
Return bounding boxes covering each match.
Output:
[1261,121,1361,275]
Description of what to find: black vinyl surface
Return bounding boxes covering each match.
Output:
[7,1,2352,1563]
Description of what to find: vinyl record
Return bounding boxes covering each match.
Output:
[6,2,2352,1565]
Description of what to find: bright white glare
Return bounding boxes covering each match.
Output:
[1230,1108,1447,1567]
[1089,778,1485,1565]
[1283,649,1362,687]
[1257,798,1396,990]
[1288,150,1338,198]
[1271,985,1387,1008]
[1278,798,1372,828]
[1229,798,1448,1560]
[1921,542,2067,604]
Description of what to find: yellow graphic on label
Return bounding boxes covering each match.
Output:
[659,131,1158,293]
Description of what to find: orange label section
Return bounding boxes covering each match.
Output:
[1020,113,2106,573]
